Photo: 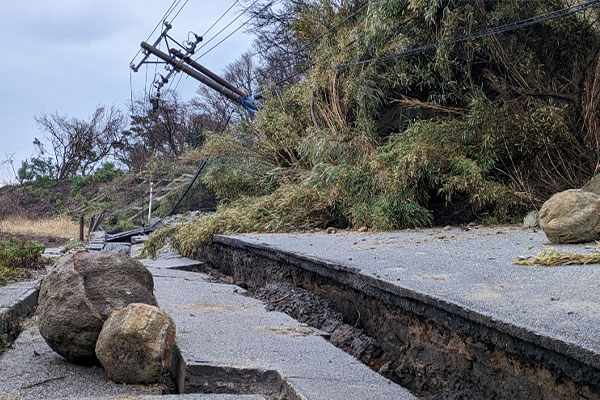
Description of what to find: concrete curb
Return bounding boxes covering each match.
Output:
[206,234,600,398]
[0,281,39,339]
[213,234,600,368]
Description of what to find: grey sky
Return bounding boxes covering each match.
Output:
[0,0,253,183]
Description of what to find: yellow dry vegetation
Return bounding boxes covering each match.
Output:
[514,243,600,267]
[0,216,80,240]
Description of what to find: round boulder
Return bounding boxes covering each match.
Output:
[95,303,176,384]
[540,189,600,244]
[38,251,158,364]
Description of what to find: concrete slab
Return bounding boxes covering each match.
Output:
[85,243,104,251]
[0,325,166,399]
[89,396,264,400]
[215,227,600,370]
[42,247,65,259]
[0,280,38,337]
[131,234,149,244]
[149,260,415,399]
[142,256,204,272]
[103,242,131,255]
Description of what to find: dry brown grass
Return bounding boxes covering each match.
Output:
[0,216,80,240]
[514,243,600,267]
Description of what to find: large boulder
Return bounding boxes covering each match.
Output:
[95,303,176,384]
[539,189,600,244]
[582,173,600,195]
[38,251,157,364]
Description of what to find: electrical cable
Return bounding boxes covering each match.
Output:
[168,0,276,98]
[196,1,278,60]
[169,0,190,24]
[167,0,242,96]
[151,159,209,226]
[250,0,374,85]
[262,0,600,90]
[193,0,261,58]
[131,0,182,63]
[338,0,600,68]
[202,0,240,38]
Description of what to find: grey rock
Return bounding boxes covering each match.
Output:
[131,234,148,244]
[582,173,600,195]
[96,303,176,384]
[539,189,600,243]
[523,210,540,229]
[38,251,158,364]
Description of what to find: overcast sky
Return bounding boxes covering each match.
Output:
[0,0,253,184]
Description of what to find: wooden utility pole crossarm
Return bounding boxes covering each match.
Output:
[140,42,246,107]
[169,49,247,98]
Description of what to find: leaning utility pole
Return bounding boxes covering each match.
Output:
[131,21,258,115]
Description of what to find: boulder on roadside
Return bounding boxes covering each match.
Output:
[95,303,176,384]
[539,189,600,244]
[582,173,600,195]
[523,210,540,229]
[38,251,157,364]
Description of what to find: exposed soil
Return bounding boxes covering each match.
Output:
[254,283,389,374]
[198,242,600,400]
[0,231,68,248]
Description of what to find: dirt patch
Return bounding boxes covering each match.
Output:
[0,231,68,248]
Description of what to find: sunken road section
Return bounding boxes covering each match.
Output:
[195,227,600,400]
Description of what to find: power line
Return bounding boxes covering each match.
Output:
[202,0,240,37]
[131,0,182,63]
[251,0,374,85]
[169,0,190,24]
[338,0,600,68]
[196,1,278,60]
[193,0,261,59]
[169,0,277,97]
[298,0,374,54]
[166,0,243,96]
[265,0,600,89]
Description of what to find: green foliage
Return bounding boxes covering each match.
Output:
[70,162,122,195]
[18,157,56,183]
[201,159,273,203]
[141,225,178,259]
[0,239,45,286]
[0,334,14,354]
[64,239,84,251]
[61,1,600,252]
[143,183,335,258]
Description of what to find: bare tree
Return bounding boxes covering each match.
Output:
[34,106,125,179]
[1,153,22,184]
[115,93,205,171]
[193,51,260,129]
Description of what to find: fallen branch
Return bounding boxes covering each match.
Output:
[268,294,291,304]
[20,376,66,390]
[342,310,361,336]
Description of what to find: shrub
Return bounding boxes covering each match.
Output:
[0,239,45,285]
[149,0,600,247]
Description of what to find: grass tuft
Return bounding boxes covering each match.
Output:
[0,216,80,240]
[514,244,600,267]
[0,239,46,285]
